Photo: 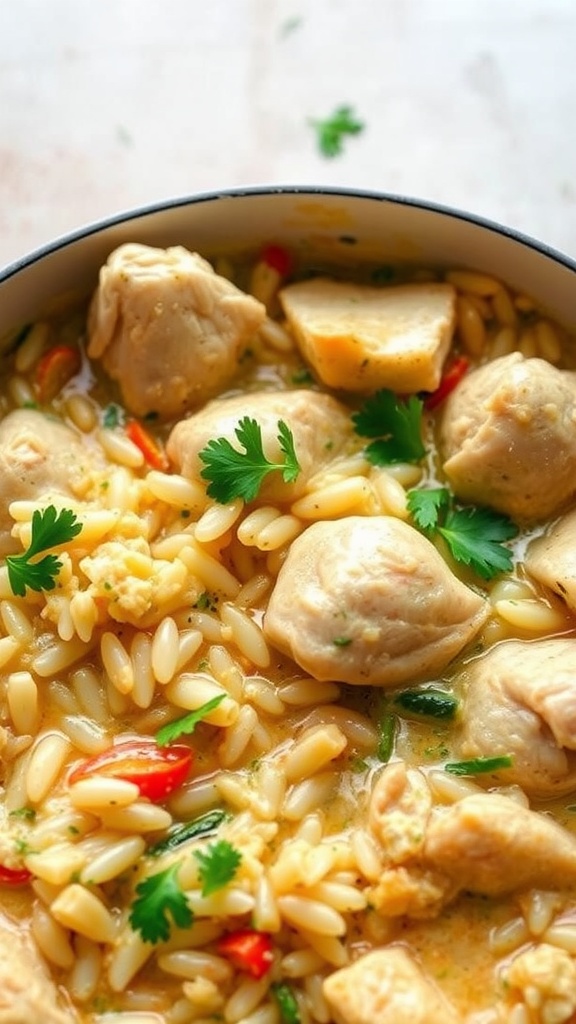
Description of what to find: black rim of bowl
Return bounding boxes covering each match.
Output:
[1,185,576,283]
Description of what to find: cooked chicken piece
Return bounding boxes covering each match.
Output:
[167,389,353,503]
[279,278,456,394]
[263,516,489,686]
[87,243,266,420]
[525,509,576,613]
[323,948,462,1024]
[457,638,576,796]
[440,352,576,520]
[424,792,576,894]
[0,912,76,1023]
[0,409,90,556]
[500,944,576,1024]
[369,761,432,864]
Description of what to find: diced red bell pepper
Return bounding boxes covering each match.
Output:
[35,345,82,403]
[125,420,169,471]
[216,928,274,978]
[0,864,33,886]
[424,355,469,411]
[260,244,293,278]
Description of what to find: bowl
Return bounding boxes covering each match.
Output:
[2,185,576,334]
[2,187,576,1024]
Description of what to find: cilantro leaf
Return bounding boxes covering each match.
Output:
[129,862,192,944]
[6,506,82,597]
[272,982,302,1024]
[407,487,449,532]
[352,390,426,465]
[439,506,518,580]
[156,695,226,747]
[199,417,301,504]
[310,105,364,158]
[407,487,518,581]
[193,839,242,896]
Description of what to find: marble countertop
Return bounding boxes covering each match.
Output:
[1,0,575,268]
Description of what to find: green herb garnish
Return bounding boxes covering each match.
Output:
[407,487,518,580]
[193,839,242,897]
[377,711,396,764]
[199,417,301,504]
[271,982,302,1023]
[444,755,513,776]
[6,506,82,596]
[393,688,459,720]
[352,390,426,465]
[129,862,192,943]
[155,695,226,747]
[149,809,229,857]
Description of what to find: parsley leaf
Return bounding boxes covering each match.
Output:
[6,506,82,597]
[129,862,192,943]
[352,390,426,465]
[194,839,242,896]
[199,417,301,504]
[310,105,364,158]
[155,695,226,747]
[407,487,518,581]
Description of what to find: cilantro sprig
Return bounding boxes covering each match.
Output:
[155,695,226,747]
[199,417,301,504]
[310,105,364,158]
[352,390,426,465]
[6,506,82,597]
[193,839,242,896]
[407,487,518,580]
[129,862,192,944]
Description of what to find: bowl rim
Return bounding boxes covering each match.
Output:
[2,184,576,283]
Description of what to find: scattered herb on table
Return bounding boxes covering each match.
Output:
[193,839,242,896]
[6,506,82,596]
[444,755,513,776]
[310,105,364,158]
[352,389,426,465]
[129,862,192,943]
[407,487,518,580]
[199,417,301,503]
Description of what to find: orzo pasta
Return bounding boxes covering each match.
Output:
[1,239,576,1024]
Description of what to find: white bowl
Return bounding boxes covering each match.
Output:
[1,186,576,338]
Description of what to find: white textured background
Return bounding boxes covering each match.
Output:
[0,0,575,267]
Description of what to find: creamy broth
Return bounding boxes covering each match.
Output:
[1,244,576,1024]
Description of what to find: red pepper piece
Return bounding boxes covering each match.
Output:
[216,928,274,978]
[424,355,469,411]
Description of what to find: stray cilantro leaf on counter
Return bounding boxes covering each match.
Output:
[310,105,364,158]
[352,389,426,465]
[194,839,242,897]
[155,695,226,747]
[199,417,301,504]
[129,862,192,943]
[6,506,82,597]
[407,487,518,580]
[444,755,513,776]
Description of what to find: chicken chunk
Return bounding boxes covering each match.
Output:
[424,792,576,894]
[279,278,456,393]
[0,409,91,556]
[0,912,76,1023]
[322,948,462,1024]
[87,243,266,420]
[263,516,489,686]
[457,638,576,796]
[167,389,353,503]
[439,353,576,521]
[525,509,576,614]
[369,761,432,864]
